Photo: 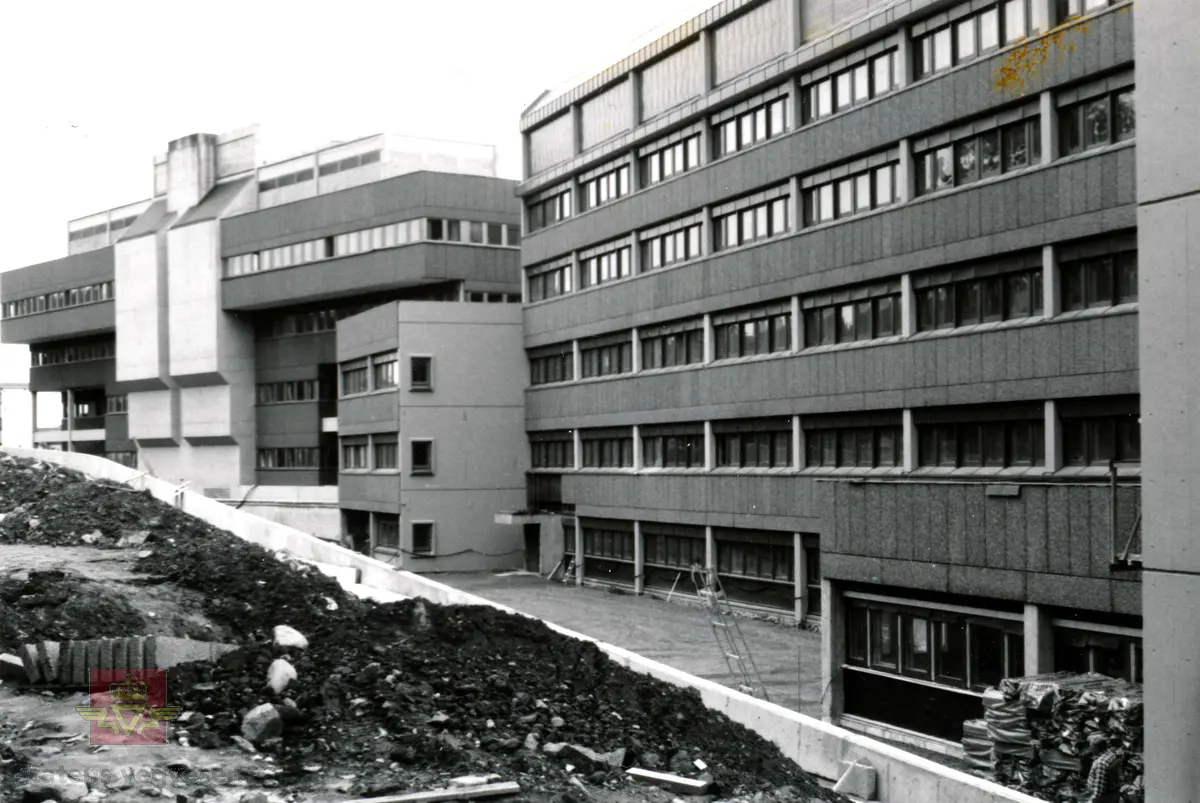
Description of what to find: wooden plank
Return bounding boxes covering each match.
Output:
[626,767,711,794]
[349,781,521,803]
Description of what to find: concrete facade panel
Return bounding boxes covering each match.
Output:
[114,234,167,383]
[128,389,177,443]
[29,360,114,394]
[167,222,222,377]
[1,302,114,345]
[0,247,113,298]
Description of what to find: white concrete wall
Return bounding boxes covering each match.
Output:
[0,388,34,448]
[1,445,1045,803]
[167,222,222,378]
[115,233,166,383]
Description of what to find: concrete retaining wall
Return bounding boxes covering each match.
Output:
[1,447,1041,803]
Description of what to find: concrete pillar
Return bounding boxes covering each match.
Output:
[632,425,643,470]
[630,237,643,276]
[572,340,582,381]
[902,409,917,471]
[65,388,75,451]
[901,273,917,336]
[634,521,645,595]
[368,511,378,554]
[1044,400,1063,472]
[790,295,802,351]
[570,104,583,157]
[574,518,585,586]
[897,138,915,203]
[1023,603,1054,676]
[704,420,716,470]
[628,150,642,194]
[821,578,845,722]
[788,177,801,233]
[895,31,913,89]
[521,268,529,305]
[705,525,716,572]
[629,72,642,129]
[573,429,583,470]
[699,30,715,92]
[699,125,713,166]
[521,134,532,182]
[1042,243,1059,317]
[703,313,714,365]
[792,415,803,470]
[1039,91,1058,165]
[631,327,642,372]
[701,205,714,256]
[794,533,807,625]
[786,0,804,50]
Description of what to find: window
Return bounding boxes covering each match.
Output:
[105,395,128,415]
[530,347,575,385]
[1062,413,1141,465]
[410,440,434,475]
[256,447,325,470]
[528,263,575,302]
[715,97,788,157]
[105,451,138,468]
[917,119,1040,196]
[970,623,1025,691]
[641,426,705,468]
[713,197,789,251]
[341,358,369,396]
[714,531,794,583]
[256,379,333,405]
[582,432,634,468]
[1054,626,1142,682]
[713,304,792,359]
[915,266,1043,330]
[871,611,899,669]
[1060,88,1134,156]
[531,431,574,468]
[644,528,707,570]
[1055,0,1119,24]
[915,1,1030,78]
[411,522,435,556]
[583,523,636,562]
[802,50,898,123]
[31,339,115,366]
[804,164,898,225]
[805,425,902,468]
[1060,250,1137,310]
[342,438,368,470]
[641,319,705,370]
[714,420,792,468]
[410,356,433,390]
[374,515,400,550]
[642,135,702,186]
[372,354,398,389]
[581,165,631,211]
[3,281,115,319]
[373,435,398,470]
[643,224,703,271]
[506,224,521,246]
[527,189,572,232]
[903,616,932,677]
[917,416,1045,468]
[579,246,631,289]
[579,338,633,378]
[485,223,503,245]
[803,286,901,346]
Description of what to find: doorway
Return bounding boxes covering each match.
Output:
[524,523,541,573]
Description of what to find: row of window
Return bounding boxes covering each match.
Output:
[579,246,632,289]
[68,214,137,242]
[257,304,368,339]
[916,118,1042,197]
[105,451,138,468]
[466,291,522,304]
[716,97,788,158]
[341,352,398,395]
[581,165,631,211]
[32,340,115,367]
[641,135,702,187]
[258,150,383,192]
[530,409,1140,470]
[805,164,898,225]
[256,380,334,405]
[915,0,1043,80]
[341,433,400,470]
[802,51,898,123]
[256,447,335,470]
[643,224,703,272]
[1060,89,1135,157]
[713,197,789,252]
[2,281,113,319]
[105,395,128,415]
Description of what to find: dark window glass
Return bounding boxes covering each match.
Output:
[956,138,979,185]
[936,619,967,683]
[871,610,899,669]
[1083,97,1111,148]
[1003,123,1031,171]
[980,130,1002,177]
[904,616,932,676]
[847,607,869,663]
[1116,252,1138,302]
[1114,91,1136,141]
[971,624,1008,690]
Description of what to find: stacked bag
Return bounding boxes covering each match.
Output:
[960,718,994,774]
[967,672,1145,802]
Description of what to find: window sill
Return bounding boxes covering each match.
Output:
[577,371,635,385]
[709,350,793,368]
[409,470,435,477]
[909,466,1052,479]
[340,388,397,400]
[1055,302,1138,322]
[639,467,710,475]
[801,334,905,355]
[1055,464,1140,479]
[842,664,983,698]
[409,385,434,393]
[907,315,1047,341]
[799,466,907,478]
[710,466,794,476]
[578,467,638,474]
[638,362,705,376]
[529,379,576,390]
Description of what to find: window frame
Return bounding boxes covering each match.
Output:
[409,439,436,476]
[411,521,436,556]
[410,355,433,391]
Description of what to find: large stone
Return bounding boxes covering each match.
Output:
[832,760,877,800]
[266,659,297,695]
[273,625,308,650]
[98,638,114,671]
[241,703,283,744]
[116,530,150,548]
[151,637,236,670]
[20,777,90,802]
[37,641,62,683]
[558,744,624,771]
[19,644,42,684]
[0,653,26,682]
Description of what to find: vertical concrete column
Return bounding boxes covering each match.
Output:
[793,416,805,470]
[897,139,915,203]
[457,284,466,302]
[628,150,642,194]
[700,205,714,256]
[902,409,917,471]
[574,519,585,586]
[521,133,532,182]
[699,123,713,167]
[570,104,583,157]
[521,269,530,305]
[572,340,582,382]
[900,273,917,336]
[629,72,643,130]
[794,533,808,625]
[895,31,913,89]
[631,327,642,373]
[704,420,716,470]
[633,521,646,595]
[632,425,643,471]
[821,578,845,721]
[519,197,531,236]
[788,176,801,234]
[1044,400,1063,472]
[702,313,715,365]
[573,429,583,471]
[65,389,75,451]
[368,512,378,554]
[786,0,804,50]
[571,252,582,295]
[699,29,715,92]
[1023,603,1054,676]
[1039,91,1058,165]
[705,525,716,572]
[630,235,643,276]
[790,295,802,351]
[1042,243,1060,317]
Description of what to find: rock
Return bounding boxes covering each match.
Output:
[137,550,154,559]
[412,600,431,631]
[559,744,623,771]
[265,658,296,695]
[117,530,150,548]
[669,751,693,774]
[543,742,568,757]
[524,732,540,751]
[80,531,102,544]
[273,625,308,650]
[240,704,282,744]
[641,752,664,770]
[166,758,193,773]
[177,711,205,728]
[427,712,451,728]
[140,788,162,797]
[0,652,26,682]
[535,699,549,710]
[550,715,565,729]
[19,777,89,802]
[448,774,501,788]
[773,786,797,800]
[519,713,538,724]
[355,662,382,685]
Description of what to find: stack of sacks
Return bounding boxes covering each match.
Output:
[961,718,994,774]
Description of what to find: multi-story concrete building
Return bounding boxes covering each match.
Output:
[514,0,1140,753]
[0,126,526,569]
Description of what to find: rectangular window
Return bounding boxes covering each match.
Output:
[803,291,901,346]
[918,119,1040,196]
[918,417,1046,468]
[935,619,967,684]
[641,428,705,468]
[530,433,575,469]
[579,339,632,378]
[373,437,398,469]
[804,424,902,468]
[1060,88,1133,156]
[341,438,368,470]
[903,615,932,677]
[713,307,791,360]
[411,522,435,556]
[716,97,788,156]
[714,197,788,251]
[341,358,369,396]
[105,395,128,415]
[410,440,435,475]
[1060,250,1137,310]
[410,356,433,390]
[871,610,899,670]
[916,267,1043,331]
[372,354,398,389]
[582,435,635,468]
[715,423,792,469]
[581,165,631,211]
[1063,413,1141,465]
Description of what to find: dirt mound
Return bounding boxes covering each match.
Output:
[0,569,147,650]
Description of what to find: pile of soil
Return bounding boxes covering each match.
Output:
[0,569,148,650]
[0,453,844,802]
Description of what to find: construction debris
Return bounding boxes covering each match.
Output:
[0,452,847,802]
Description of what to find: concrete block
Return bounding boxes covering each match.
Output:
[20,644,42,684]
[0,653,27,682]
[125,637,145,672]
[84,641,101,681]
[143,636,157,671]
[884,761,941,803]
[798,721,847,780]
[37,642,61,683]
[99,639,115,671]
[112,638,128,673]
[149,637,237,670]
[70,640,87,686]
[833,759,877,800]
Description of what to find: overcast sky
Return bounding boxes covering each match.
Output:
[0,0,712,383]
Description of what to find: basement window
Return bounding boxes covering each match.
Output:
[412,522,435,556]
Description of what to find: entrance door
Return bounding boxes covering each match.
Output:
[524,523,541,573]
